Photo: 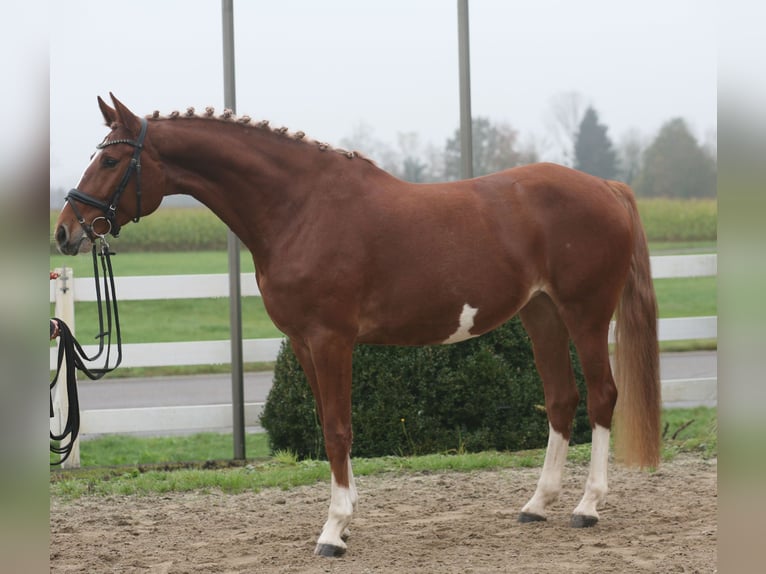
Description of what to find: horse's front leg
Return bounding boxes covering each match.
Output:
[298,332,357,557]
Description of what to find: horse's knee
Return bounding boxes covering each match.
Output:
[545,387,580,435]
[323,426,353,462]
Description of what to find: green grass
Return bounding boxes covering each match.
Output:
[660,406,718,460]
[637,198,717,242]
[72,432,271,467]
[53,297,281,343]
[650,241,717,254]
[50,407,716,499]
[50,249,256,277]
[49,242,716,277]
[653,276,716,318]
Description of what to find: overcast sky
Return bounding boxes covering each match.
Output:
[50,0,717,192]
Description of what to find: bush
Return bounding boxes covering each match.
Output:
[260,318,591,459]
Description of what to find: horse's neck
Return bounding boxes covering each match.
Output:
[155,120,325,266]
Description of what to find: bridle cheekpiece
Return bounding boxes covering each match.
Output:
[65,116,148,238]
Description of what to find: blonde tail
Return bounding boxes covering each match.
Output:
[611,181,662,467]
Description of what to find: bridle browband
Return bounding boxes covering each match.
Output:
[65,116,148,238]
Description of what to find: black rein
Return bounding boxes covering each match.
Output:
[51,238,123,464]
[50,119,147,465]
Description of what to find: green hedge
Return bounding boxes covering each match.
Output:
[260,318,591,459]
[50,198,717,253]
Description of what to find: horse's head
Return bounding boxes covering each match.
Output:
[54,93,165,255]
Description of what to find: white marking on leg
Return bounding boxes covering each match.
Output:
[442,303,479,344]
[573,424,610,519]
[316,457,358,553]
[521,424,569,518]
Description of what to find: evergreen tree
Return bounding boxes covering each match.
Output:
[574,106,618,179]
[634,118,716,198]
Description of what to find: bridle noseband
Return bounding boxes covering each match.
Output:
[66,116,148,238]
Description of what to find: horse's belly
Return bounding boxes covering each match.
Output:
[355,285,538,346]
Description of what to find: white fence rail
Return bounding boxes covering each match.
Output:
[50,254,716,467]
[49,254,717,369]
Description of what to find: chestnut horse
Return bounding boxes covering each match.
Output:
[55,94,660,557]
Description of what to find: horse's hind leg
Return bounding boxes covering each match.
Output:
[518,294,580,522]
[564,313,618,528]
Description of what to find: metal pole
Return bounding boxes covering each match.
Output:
[457,0,474,179]
[222,0,246,461]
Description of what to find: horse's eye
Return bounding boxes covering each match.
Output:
[102,157,119,168]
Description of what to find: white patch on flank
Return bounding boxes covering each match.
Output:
[442,303,479,344]
[573,424,610,519]
[316,457,358,552]
[521,424,569,517]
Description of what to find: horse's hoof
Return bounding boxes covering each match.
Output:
[518,512,547,523]
[314,543,346,558]
[571,514,599,528]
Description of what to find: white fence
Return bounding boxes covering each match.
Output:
[50,254,717,466]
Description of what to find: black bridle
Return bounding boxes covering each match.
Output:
[51,119,146,464]
[65,116,148,238]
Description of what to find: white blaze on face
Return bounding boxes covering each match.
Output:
[77,150,101,188]
[443,303,479,344]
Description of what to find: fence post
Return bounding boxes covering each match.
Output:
[52,267,80,468]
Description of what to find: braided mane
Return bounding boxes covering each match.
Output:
[146,106,375,164]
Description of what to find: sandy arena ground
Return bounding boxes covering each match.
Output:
[50,454,716,573]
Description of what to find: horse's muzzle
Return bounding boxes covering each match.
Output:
[55,223,90,255]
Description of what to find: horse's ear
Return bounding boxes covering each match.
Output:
[109,92,141,135]
[97,95,117,126]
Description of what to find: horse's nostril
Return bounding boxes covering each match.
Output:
[56,225,68,245]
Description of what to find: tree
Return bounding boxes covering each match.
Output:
[616,129,645,186]
[339,121,399,173]
[544,91,587,166]
[573,106,618,179]
[443,117,530,180]
[340,126,441,183]
[634,118,716,198]
[394,132,432,183]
